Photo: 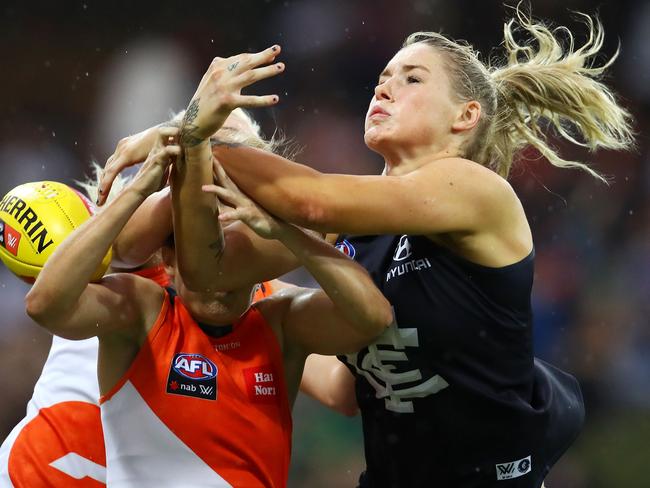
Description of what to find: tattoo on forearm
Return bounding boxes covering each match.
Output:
[185,99,199,123]
[180,125,204,147]
[227,62,239,72]
[179,98,204,148]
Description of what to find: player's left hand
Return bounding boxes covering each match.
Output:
[202,158,283,240]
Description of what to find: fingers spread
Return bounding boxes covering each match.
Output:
[235,62,284,89]
[231,45,281,74]
[234,94,279,109]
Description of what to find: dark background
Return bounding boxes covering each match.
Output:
[1,1,649,486]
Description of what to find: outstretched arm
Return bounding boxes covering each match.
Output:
[172,45,285,292]
[25,129,179,339]
[205,161,393,355]
[212,144,519,238]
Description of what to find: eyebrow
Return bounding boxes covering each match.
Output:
[379,64,431,79]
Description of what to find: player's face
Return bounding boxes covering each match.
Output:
[364,43,461,157]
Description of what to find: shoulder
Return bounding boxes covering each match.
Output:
[100,271,166,296]
[419,157,521,212]
[417,157,513,190]
[98,272,167,332]
[253,286,312,356]
[254,285,315,332]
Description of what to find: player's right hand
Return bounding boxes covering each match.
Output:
[98,126,159,206]
[129,127,181,200]
[202,158,283,240]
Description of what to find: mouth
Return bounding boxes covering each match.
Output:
[368,106,389,119]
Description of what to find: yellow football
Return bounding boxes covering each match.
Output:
[0,181,111,283]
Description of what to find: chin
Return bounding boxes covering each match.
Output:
[364,131,390,156]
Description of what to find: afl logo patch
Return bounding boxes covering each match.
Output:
[336,239,356,258]
[167,353,217,400]
[393,235,412,261]
[173,353,217,380]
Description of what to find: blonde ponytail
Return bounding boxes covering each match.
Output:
[491,9,634,180]
[404,6,635,180]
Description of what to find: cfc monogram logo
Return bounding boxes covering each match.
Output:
[346,323,449,413]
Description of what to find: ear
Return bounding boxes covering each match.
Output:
[451,100,481,133]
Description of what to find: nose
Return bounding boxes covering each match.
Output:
[374,80,392,101]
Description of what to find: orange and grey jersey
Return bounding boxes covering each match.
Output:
[0,265,174,487]
[100,290,291,488]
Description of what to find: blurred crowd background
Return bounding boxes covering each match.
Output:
[1,0,649,486]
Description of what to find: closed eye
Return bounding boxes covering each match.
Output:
[407,75,421,84]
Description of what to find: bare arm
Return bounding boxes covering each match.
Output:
[300,354,358,417]
[206,163,393,355]
[171,45,286,292]
[116,185,305,289]
[25,129,179,339]
[112,187,173,268]
[213,145,519,237]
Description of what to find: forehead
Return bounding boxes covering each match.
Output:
[220,110,257,137]
[382,43,443,74]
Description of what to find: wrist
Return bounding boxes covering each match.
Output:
[183,139,211,165]
[124,185,152,205]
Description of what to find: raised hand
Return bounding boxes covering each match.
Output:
[179,45,284,147]
[97,126,162,205]
[202,158,283,240]
[128,127,181,200]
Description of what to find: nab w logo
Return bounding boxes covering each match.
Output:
[393,235,412,261]
[167,352,218,401]
[495,455,531,480]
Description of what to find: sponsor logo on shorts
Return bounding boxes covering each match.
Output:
[495,455,531,481]
[166,353,217,401]
[0,219,21,256]
[243,365,279,404]
[335,239,356,259]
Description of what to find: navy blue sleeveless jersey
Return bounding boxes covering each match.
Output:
[336,234,584,488]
